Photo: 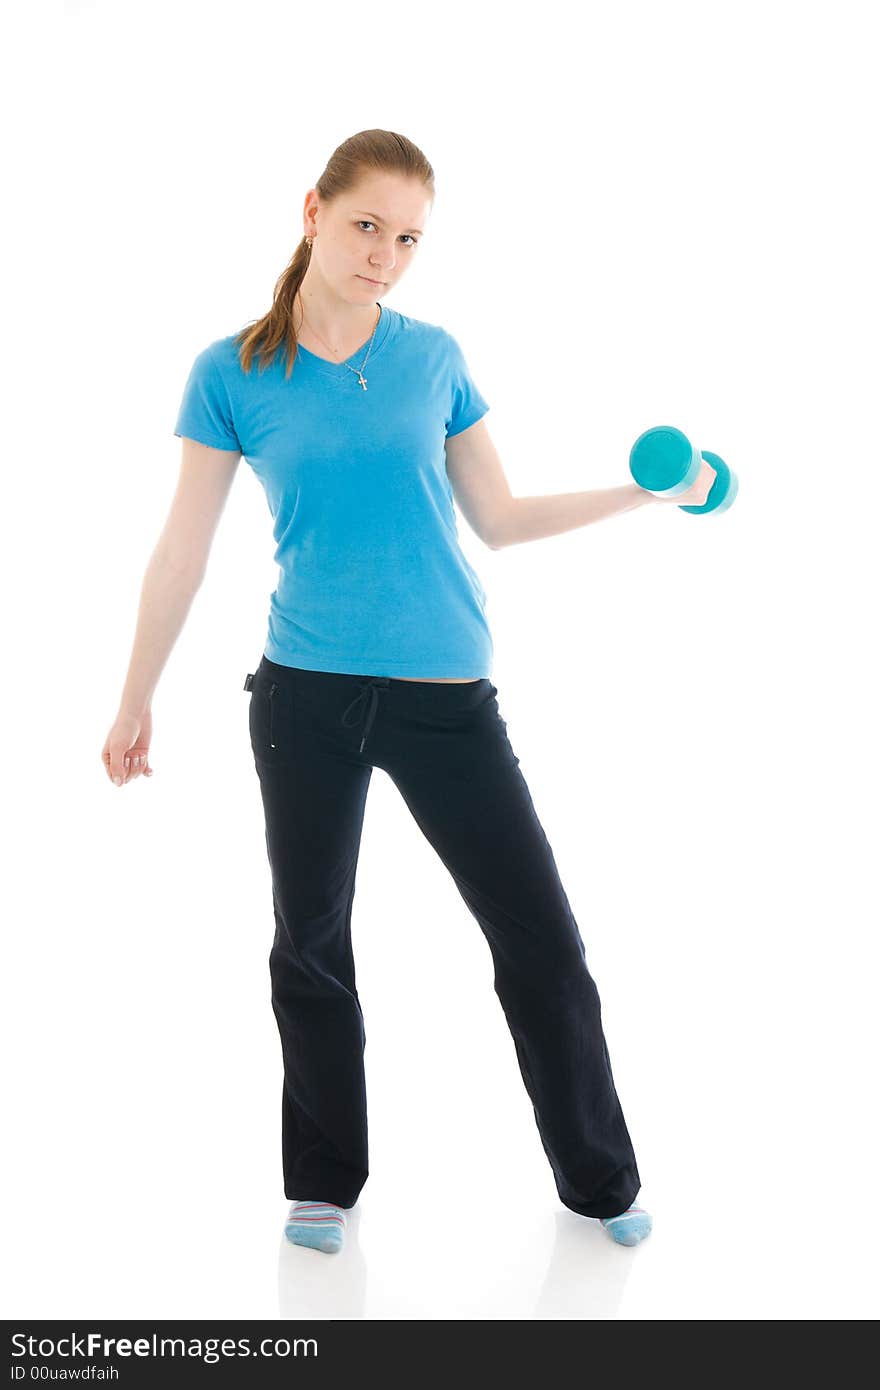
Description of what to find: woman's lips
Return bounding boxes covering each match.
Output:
[358,275,384,285]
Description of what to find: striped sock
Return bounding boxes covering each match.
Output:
[600,1201,653,1246]
[284,1200,347,1254]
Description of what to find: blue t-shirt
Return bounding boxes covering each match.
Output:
[173,306,494,678]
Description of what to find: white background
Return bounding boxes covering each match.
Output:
[3,0,877,1319]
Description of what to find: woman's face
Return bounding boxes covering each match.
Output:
[304,173,432,302]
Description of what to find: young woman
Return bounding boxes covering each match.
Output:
[103,128,712,1256]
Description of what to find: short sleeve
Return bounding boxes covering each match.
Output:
[173,345,242,452]
[444,331,490,438]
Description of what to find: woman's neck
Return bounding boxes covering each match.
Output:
[294,287,380,358]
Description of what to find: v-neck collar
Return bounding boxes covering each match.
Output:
[293,304,395,378]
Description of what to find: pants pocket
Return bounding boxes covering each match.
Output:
[248,671,287,763]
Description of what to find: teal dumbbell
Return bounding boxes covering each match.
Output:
[629,425,738,514]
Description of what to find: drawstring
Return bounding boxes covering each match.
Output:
[340,677,391,753]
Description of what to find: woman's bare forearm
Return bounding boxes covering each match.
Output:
[116,549,204,718]
[496,484,656,547]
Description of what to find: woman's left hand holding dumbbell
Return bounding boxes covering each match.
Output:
[653,455,717,506]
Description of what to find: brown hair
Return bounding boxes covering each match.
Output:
[233,129,435,380]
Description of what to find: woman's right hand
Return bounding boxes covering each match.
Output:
[102,710,154,787]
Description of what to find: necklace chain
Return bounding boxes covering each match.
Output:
[298,241,381,390]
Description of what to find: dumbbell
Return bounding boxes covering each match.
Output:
[629,426,738,514]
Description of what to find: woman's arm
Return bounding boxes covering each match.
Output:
[115,555,204,719]
[495,484,656,548]
[115,438,241,717]
[445,419,657,550]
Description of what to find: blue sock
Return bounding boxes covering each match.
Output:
[284,1200,347,1254]
[600,1201,653,1246]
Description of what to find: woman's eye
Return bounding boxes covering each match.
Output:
[357,221,417,246]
